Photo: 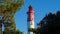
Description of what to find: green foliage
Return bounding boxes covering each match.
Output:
[28,28,34,32]
[0,0,24,34]
[3,30,23,34]
[0,0,24,15]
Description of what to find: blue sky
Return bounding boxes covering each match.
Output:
[14,0,60,34]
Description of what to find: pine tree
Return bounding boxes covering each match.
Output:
[36,11,60,34]
[0,0,24,34]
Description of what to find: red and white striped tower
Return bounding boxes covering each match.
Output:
[27,6,35,34]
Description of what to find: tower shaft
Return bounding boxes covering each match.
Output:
[27,6,35,34]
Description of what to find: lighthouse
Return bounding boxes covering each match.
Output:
[27,6,35,34]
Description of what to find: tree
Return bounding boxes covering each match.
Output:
[0,0,24,34]
[3,30,23,34]
[36,11,60,34]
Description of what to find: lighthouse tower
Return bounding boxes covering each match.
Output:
[27,6,35,34]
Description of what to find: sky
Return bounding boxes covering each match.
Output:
[14,0,60,34]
